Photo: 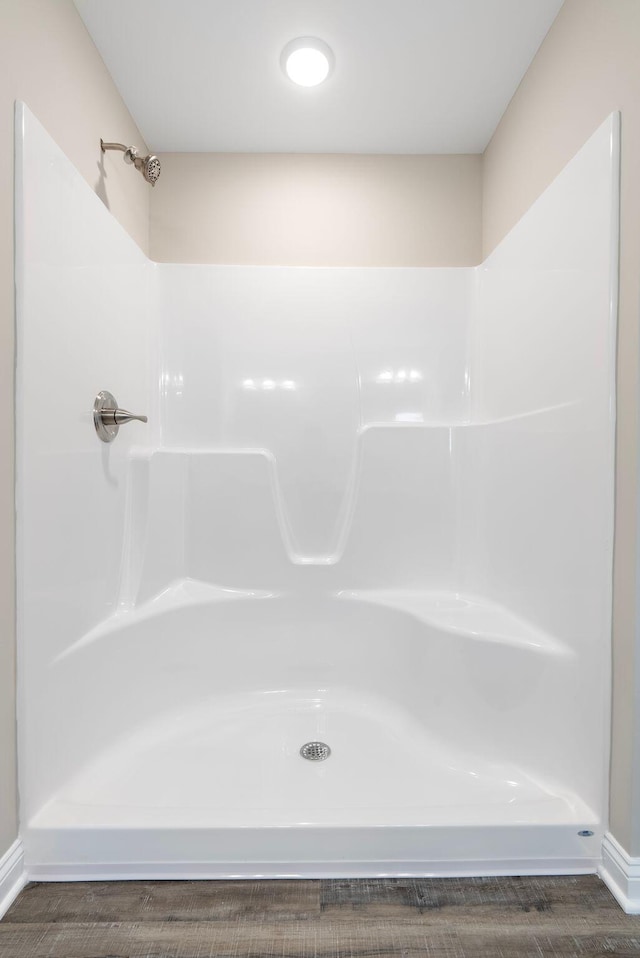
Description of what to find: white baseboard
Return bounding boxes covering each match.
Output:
[0,839,26,919]
[599,832,640,913]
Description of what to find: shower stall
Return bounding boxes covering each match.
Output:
[16,103,618,879]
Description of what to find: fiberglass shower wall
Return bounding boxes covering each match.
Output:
[153,266,473,587]
[17,103,617,876]
[15,104,153,820]
[465,122,616,816]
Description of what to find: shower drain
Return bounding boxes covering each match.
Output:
[300,741,331,762]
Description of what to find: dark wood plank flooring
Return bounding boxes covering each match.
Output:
[2,875,640,957]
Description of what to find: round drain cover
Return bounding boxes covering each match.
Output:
[300,741,331,762]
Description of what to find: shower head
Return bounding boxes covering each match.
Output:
[132,151,161,186]
[100,140,161,187]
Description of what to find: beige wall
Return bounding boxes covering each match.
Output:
[150,153,482,266]
[483,0,640,853]
[0,0,149,857]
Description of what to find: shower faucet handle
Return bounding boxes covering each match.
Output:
[108,408,148,426]
[93,390,147,443]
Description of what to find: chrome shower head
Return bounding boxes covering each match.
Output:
[132,151,161,186]
[100,140,161,187]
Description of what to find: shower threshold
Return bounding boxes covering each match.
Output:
[25,792,601,881]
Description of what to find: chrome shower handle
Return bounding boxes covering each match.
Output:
[100,408,148,426]
[93,390,147,443]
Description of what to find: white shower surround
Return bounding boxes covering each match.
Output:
[15,104,618,879]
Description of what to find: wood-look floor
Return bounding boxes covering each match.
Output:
[2,875,640,957]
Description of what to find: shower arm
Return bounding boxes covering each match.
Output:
[100,140,139,163]
[100,140,127,153]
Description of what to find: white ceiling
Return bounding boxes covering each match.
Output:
[74,0,564,154]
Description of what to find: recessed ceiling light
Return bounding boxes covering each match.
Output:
[281,37,334,87]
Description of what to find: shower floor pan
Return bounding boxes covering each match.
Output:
[23,587,604,879]
[25,686,601,880]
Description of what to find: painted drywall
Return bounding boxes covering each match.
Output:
[482,0,640,854]
[150,153,482,266]
[0,0,149,859]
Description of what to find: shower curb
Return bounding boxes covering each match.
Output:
[599,832,640,914]
[0,839,26,919]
